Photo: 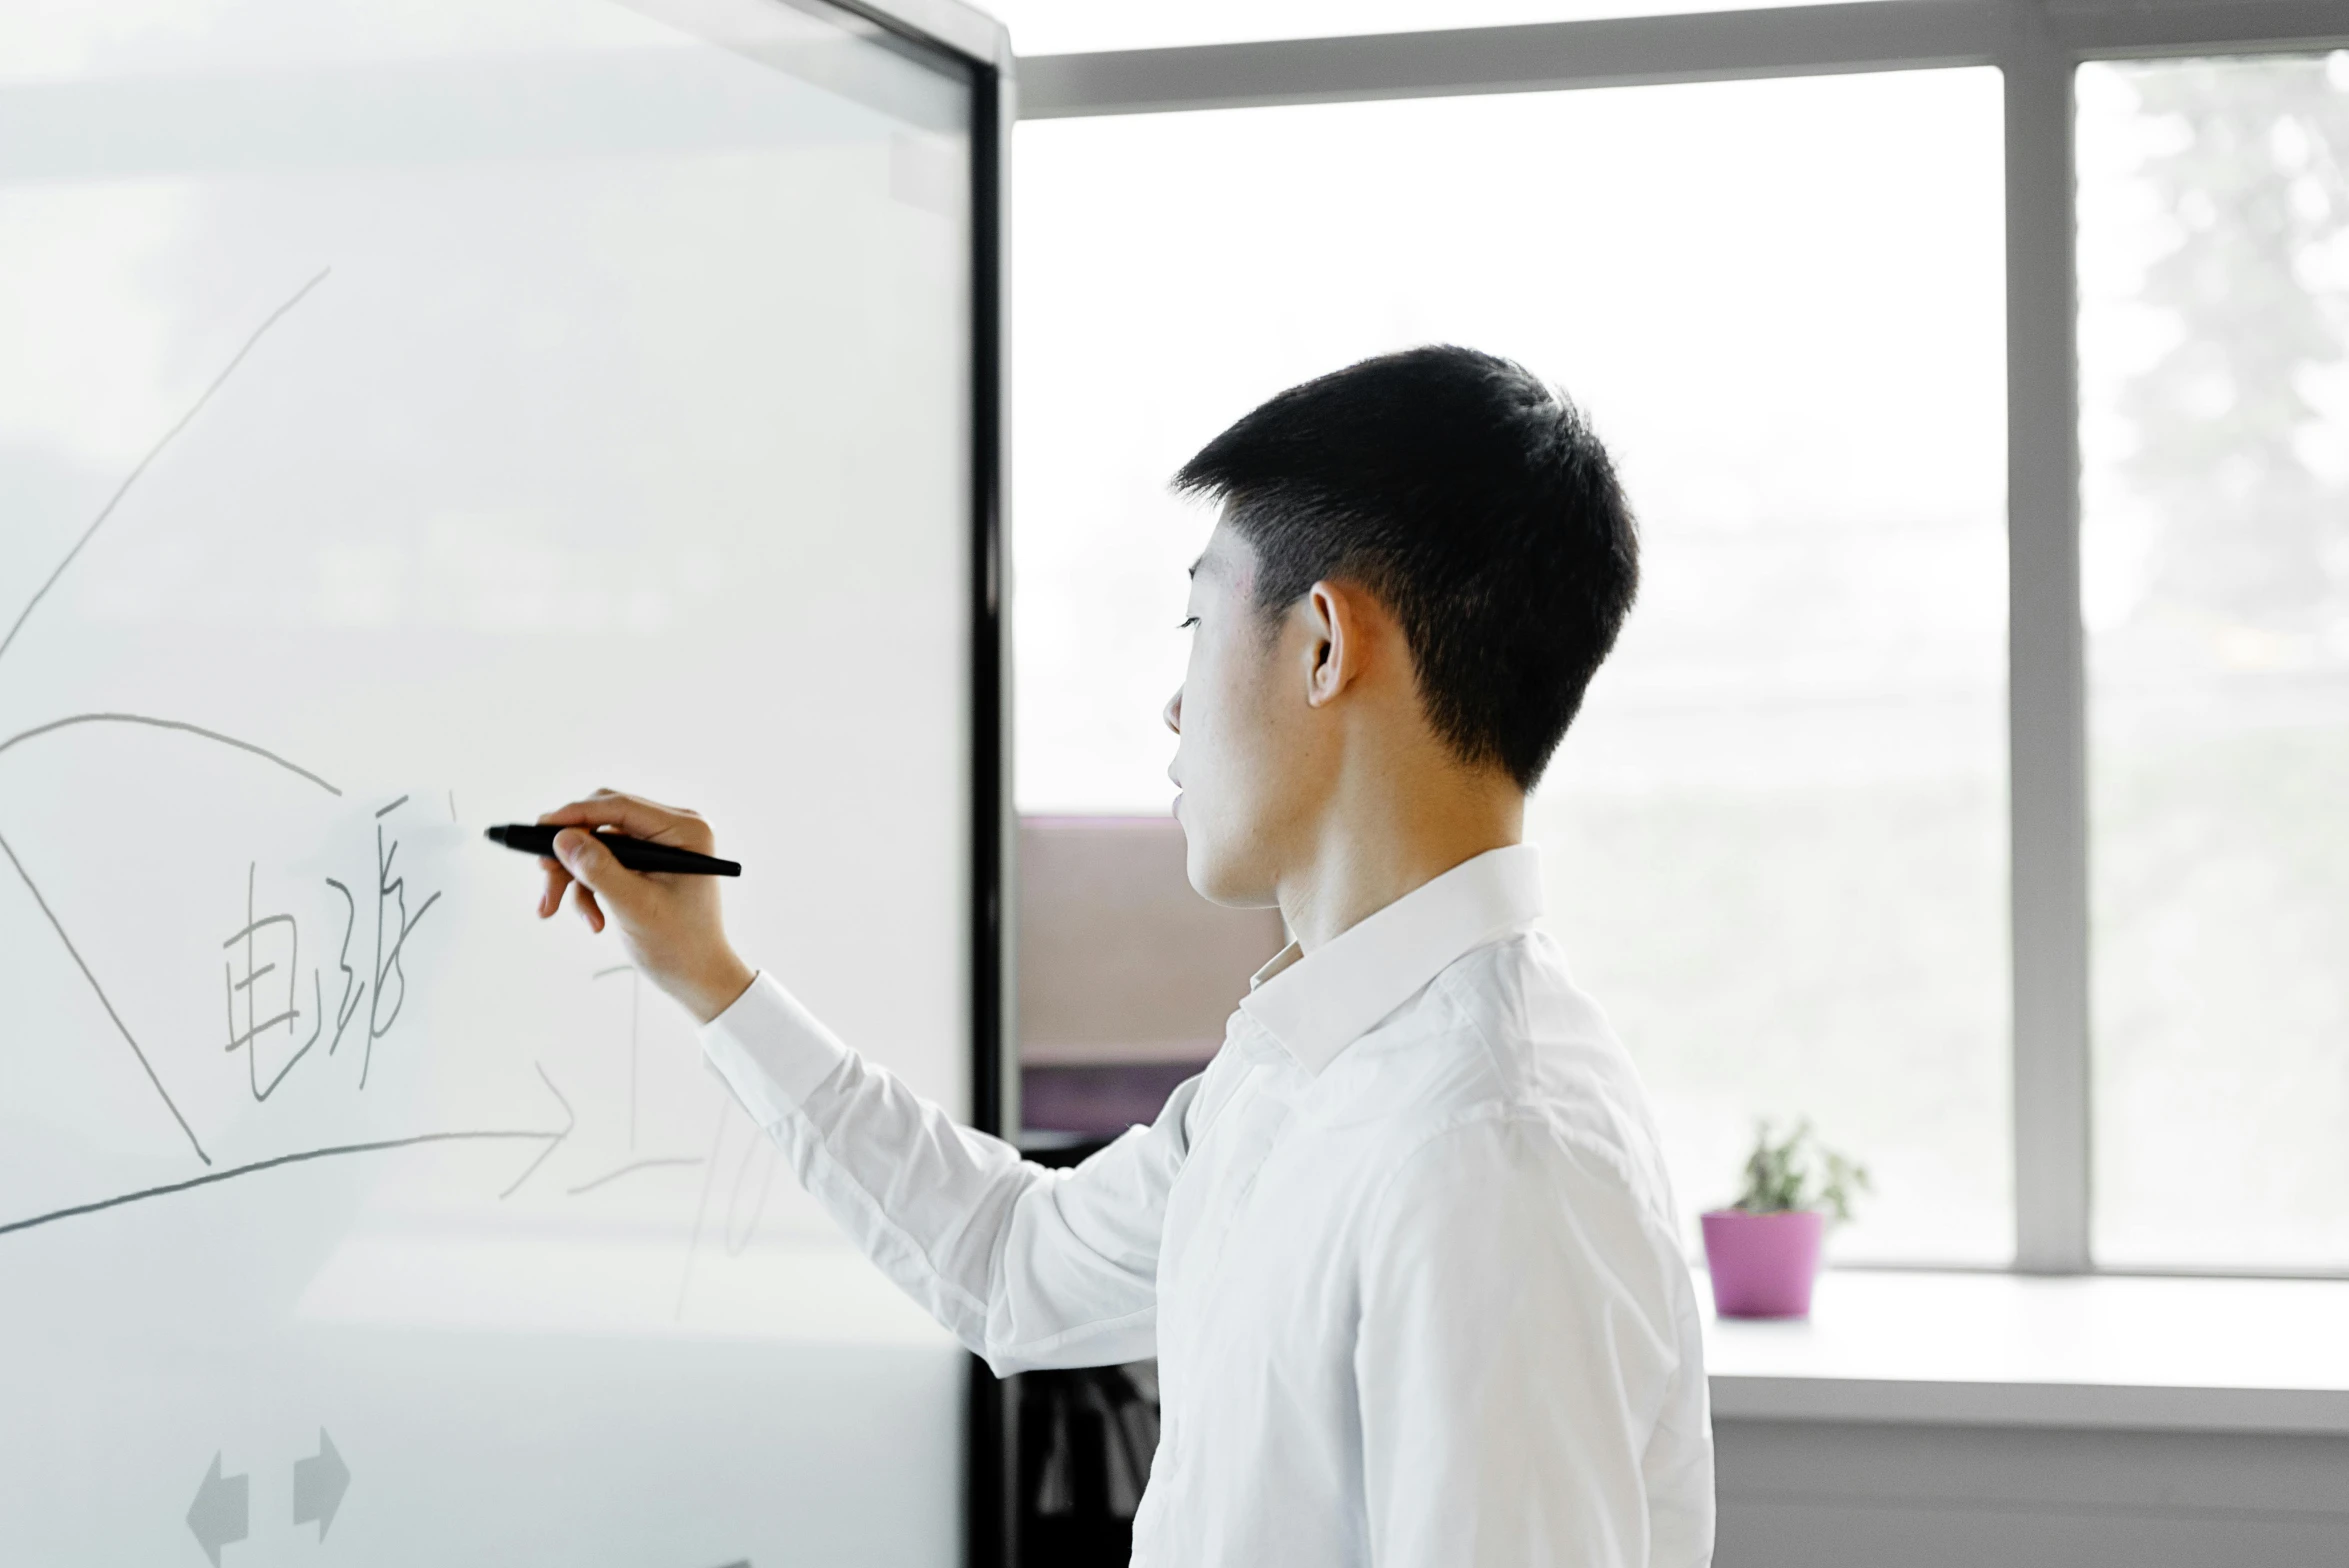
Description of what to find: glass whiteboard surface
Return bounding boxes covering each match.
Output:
[0,2,974,1564]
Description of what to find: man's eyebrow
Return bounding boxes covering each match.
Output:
[1187,554,1203,580]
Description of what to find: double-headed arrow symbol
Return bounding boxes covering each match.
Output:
[187,1430,350,1563]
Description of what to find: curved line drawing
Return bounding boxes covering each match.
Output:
[0,266,331,673]
[0,712,341,796]
[565,1156,703,1197]
[0,272,341,1176]
[0,827,211,1164]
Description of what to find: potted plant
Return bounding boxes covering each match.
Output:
[1700,1119,1869,1319]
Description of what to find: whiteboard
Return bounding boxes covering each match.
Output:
[0,2,979,1563]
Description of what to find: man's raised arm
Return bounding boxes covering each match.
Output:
[534,788,1175,1373]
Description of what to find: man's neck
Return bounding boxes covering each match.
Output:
[1276,781,1525,952]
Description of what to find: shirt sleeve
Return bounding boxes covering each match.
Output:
[700,971,1182,1374]
[1355,1113,1704,1567]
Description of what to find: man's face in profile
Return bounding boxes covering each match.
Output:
[1164,520,1313,912]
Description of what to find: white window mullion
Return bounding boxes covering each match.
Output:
[2003,3,2093,1275]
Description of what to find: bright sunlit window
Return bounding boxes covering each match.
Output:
[1012,69,2011,1262]
[2079,52,2349,1271]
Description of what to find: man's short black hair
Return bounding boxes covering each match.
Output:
[1173,344,1638,791]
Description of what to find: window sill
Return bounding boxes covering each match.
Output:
[1705,1269,2349,1436]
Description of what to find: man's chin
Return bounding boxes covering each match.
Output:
[1184,850,1263,910]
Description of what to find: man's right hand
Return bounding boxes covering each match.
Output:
[534,789,757,1024]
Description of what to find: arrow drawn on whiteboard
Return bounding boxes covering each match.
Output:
[0,1062,579,1240]
[497,1062,577,1199]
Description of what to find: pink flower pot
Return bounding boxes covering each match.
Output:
[1701,1209,1824,1318]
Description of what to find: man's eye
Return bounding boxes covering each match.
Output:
[1178,616,1200,630]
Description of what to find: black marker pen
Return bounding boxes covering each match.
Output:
[485,825,741,877]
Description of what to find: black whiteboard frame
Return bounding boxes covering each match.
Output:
[808,2,1016,1563]
[966,53,1016,1568]
[783,2,1014,1558]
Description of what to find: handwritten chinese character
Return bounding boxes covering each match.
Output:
[222,863,320,1101]
[357,795,441,1089]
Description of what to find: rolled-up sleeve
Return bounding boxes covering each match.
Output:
[1355,1114,1703,1567]
[702,971,1185,1373]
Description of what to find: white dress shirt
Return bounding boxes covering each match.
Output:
[702,844,1715,1566]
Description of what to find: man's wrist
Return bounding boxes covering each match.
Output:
[681,951,758,1025]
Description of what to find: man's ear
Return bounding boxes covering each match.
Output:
[1301,580,1363,709]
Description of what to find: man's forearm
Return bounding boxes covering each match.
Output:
[699,972,1170,1372]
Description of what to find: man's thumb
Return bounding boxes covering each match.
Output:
[555,828,624,891]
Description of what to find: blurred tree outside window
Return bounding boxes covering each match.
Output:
[2079,52,2349,1268]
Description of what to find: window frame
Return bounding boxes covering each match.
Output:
[1006,0,2349,1279]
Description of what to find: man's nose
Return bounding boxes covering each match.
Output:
[1163,687,1182,735]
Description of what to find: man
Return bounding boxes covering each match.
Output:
[534,345,1715,1565]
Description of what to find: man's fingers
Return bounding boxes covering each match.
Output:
[553,825,622,886]
[538,856,571,919]
[539,794,671,837]
[537,790,714,852]
[553,830,618,933]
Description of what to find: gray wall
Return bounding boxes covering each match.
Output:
[1717,1419,2349,1567]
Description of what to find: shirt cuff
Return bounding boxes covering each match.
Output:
[699,970,854,1126]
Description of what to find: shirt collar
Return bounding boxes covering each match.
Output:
[1238,843,1545,1076]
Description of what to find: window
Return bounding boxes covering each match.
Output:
[2079,52,2349,1270]
[1013,70,2011,1261]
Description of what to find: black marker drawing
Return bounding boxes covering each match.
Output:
[0,712,342,796]
[0,268,331,670]
[222,862,323,1102]
[566,1157,703,1197]
[322,877,366,1054]
[673,1098,784,1316]
[0,267,706,1251]
[360,800,442,1089]
[498,1063,578,1200]
[723,1127,780,1258]
[675,1098,733,1319]
[0,1061,577,1239]
[0,269,337,1167]
[0,827,215,1164]
[567,963,706,1197]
